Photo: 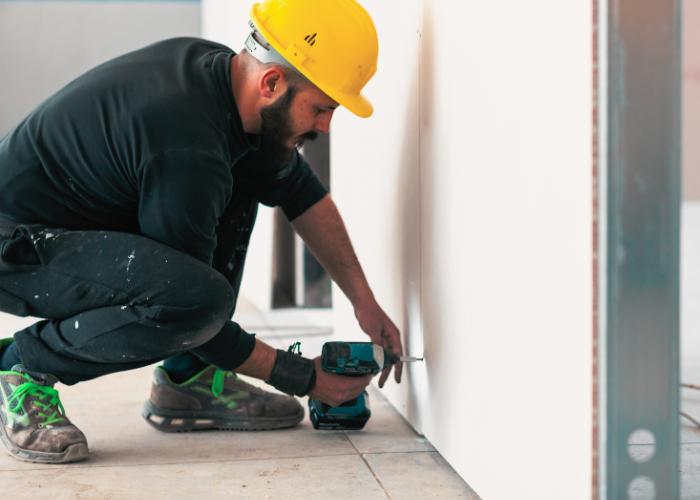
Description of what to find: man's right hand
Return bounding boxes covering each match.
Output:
[307,357,372,407]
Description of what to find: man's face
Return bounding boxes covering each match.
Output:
[259,83,337,163]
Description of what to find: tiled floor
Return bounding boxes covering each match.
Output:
[0,306,478,499]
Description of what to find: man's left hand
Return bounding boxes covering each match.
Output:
[354,301,403,387]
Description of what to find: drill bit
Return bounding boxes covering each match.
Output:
[383,350,424,366]
[397,355,423,363]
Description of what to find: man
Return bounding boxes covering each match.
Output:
[0,0,403,464]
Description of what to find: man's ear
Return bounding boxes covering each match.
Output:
[259,67,286,99]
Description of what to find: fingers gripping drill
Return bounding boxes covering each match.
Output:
[309,341,423,430]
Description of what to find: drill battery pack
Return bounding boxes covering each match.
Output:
[308,391,371,430]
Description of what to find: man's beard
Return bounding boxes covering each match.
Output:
[259,86,318,164]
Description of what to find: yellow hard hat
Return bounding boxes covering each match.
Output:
[248,0,378,118]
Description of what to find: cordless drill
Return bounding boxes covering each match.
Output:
[308,341,421,430]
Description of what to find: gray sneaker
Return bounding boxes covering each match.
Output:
[0,365,88,463]
[142,365,304,432]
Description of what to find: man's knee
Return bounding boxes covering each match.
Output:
[190,272,234,345]
[157,269,234,347]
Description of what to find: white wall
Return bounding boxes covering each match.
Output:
[331,1,594,498]
[0,1,201,136]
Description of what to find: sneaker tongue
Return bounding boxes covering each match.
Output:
[10,364,58,386]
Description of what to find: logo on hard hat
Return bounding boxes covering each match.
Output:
[303,33,317,47]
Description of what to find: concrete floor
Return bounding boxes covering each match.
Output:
[0,309,477,499]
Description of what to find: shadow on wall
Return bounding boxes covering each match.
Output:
[397,1,436,437]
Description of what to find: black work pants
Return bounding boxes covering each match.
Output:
[0,224,254,385]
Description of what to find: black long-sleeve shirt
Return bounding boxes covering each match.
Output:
[0,38,328,363]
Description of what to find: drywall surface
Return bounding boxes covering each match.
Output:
[0,1,201,137]
[330,1,594,498]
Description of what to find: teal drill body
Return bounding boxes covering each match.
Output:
[309,341,396,430]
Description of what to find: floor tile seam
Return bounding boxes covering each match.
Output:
[360,451,481,498]
[0,451,363,473]
[0,448,444,473]
[363,390,430,444]
[343,433,393,500]
[346,442,436,454]
[360,450,439,457]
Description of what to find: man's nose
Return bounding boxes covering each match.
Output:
[315,111,333,134]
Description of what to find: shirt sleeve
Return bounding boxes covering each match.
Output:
[236,150,328,221]
[137,149,232,265]
[192,320,257,370]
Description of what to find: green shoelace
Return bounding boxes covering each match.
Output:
[8,378,66,426]
[210,369,234,398]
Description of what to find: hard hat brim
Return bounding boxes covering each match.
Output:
[335,92,373,119]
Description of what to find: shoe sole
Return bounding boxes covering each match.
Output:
[0,423,88,464]
[141,401,304,432]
